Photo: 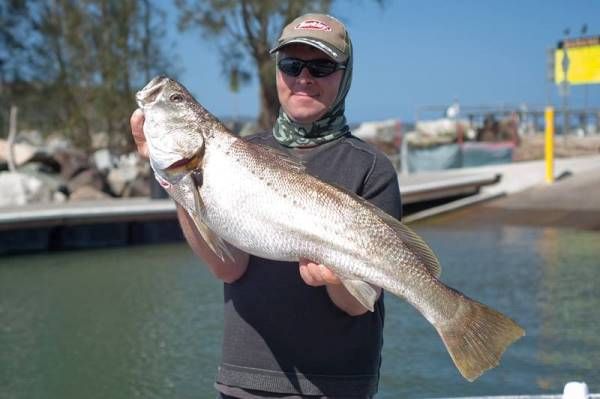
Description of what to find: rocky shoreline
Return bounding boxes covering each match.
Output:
[0,133,152,207]
[1,132,599,208]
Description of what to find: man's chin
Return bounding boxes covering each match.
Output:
[286,104,326,124]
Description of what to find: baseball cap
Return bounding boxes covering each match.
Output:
[269,13,349,63]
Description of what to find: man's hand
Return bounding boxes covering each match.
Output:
[131,109,249,281]
[130,109,149,159]
[299,258,341,286]
[298,258,381,316]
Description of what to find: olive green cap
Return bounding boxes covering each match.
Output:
[269,13,349,63]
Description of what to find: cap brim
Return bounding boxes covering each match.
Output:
[269,38,347,63]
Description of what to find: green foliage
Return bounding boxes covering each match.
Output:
[0,0,175,152]
[174,0,333,129]
[0,1,29,78]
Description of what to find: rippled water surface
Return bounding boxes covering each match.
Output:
[1,224,599,398]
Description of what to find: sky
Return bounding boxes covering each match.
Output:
[163,0,600,124]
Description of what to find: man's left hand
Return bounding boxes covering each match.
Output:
[298,258,381,316]
[298,258,341,286]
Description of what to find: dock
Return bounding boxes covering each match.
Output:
[413,154,600,230]
[0,170,500,230]
[1,154,599,254]
[0,171,499,254]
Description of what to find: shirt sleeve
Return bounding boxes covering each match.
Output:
[360,153,403,221]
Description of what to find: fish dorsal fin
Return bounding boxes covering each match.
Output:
[391,220,441,278]
[342,190,442,278]
[245,141,306,173]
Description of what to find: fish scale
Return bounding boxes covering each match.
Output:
[136,75,525,382]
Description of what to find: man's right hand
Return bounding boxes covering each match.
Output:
[130,109,149,159]
[131,108,249,281]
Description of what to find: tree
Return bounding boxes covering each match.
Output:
[1,0,174,151]
[0,0,38,134]
[0,0,33,84]
[175,0,333,130]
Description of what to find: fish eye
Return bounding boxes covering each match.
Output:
[170,93,184,102]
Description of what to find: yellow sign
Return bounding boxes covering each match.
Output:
[554,36,600,85]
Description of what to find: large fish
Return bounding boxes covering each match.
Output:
[135,76,524,382]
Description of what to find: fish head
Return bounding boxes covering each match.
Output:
[136,76,205,182]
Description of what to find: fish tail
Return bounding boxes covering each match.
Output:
[434,295,525,382]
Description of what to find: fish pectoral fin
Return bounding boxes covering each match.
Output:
[189,211,235,263]
[340,278,378,312]
[188,170,235,263]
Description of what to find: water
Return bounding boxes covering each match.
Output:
[1,224,599,398]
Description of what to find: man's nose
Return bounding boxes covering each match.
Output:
[296,66,314,82]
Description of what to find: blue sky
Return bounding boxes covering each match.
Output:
[164,1,600,124]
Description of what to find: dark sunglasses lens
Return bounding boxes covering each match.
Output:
[278,58,341,77]
[278,59,303,76]
[307,60,337,77]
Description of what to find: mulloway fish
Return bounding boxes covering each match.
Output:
[136,76,524,382]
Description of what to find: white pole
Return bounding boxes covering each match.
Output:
[7,105,18,172]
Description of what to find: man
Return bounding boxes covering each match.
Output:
[131,13,401,398]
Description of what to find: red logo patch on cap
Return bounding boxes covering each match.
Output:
[295,20,332,32]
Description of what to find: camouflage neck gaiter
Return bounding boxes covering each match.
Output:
[273,39,353,148]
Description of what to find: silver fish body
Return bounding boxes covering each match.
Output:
[136,76,524,382]
[199,134,439,305]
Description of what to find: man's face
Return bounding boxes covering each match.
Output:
[276,44,344,124]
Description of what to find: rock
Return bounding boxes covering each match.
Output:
[93,149,114,172]
[91,131,109,150]
[17,130,44,146]
[52,191,68,203]
[19,162,67,192]
[0,171,53,207]
[0,139,38,166]
[69,185,112,201]
[106,153,139,196]
[53,148,91,179]
[67,168,106,194]
[127,177,151,197]
[107,169,128,196]
[45,134,72,153]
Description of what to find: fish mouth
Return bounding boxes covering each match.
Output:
[166,157,193,169]
[165,151,202,172]
[136,75,169,107]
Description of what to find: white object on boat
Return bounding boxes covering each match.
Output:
[425,380,599,399]
[563,382,589,399]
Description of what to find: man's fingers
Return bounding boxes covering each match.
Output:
[319,265,341,285]
[130,109,145,140]
[299,264,318,286]
[299,258,341,286]
[130,109,149,159]
[299,262,326,286]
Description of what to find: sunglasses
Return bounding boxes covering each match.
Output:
[277,57,346,78]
